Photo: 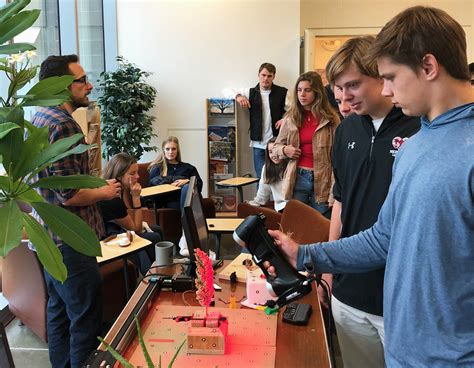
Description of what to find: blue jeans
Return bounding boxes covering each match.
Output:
[253,148,266,179]
[293,168,330,215]
[163,183,189,211]
[43,244,102,368]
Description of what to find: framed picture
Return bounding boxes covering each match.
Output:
[209,98,235,115]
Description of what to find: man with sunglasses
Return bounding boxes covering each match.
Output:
[30,54,121,368]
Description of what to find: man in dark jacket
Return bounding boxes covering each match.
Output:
[223,63,287,179]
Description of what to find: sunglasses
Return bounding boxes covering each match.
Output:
[73,75,88,84]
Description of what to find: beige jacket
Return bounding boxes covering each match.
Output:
[274,116,339,203]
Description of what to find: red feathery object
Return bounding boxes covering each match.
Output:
[194,248,215,315]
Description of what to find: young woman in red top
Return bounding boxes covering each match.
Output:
[274,71,340,217]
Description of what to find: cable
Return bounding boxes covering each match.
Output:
[315,276,336,368]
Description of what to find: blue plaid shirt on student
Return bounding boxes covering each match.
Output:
[30,107,104,247]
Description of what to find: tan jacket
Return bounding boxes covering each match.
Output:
[274,116,339,203]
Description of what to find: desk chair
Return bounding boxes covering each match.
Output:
[2,242,137,343]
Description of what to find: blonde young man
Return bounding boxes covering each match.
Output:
[263,6,473,366]
[321,36,420,368]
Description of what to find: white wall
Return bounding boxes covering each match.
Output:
[116,0,300,195]
[301,0,474,61]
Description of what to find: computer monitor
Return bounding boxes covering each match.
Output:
[181,176,210,276]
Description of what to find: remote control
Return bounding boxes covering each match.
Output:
[282,302,312,326]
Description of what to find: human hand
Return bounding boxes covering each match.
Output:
[283,145,301,159]
[236,95,251,108]
[172,179,189,187]
[275,119,284,129]
[102,179,121,200]
[262,230,300,277]
[317,274,332,309]
[129,178,142,197]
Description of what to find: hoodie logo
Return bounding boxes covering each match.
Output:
[390,136,409,157]
[392,136,407,149]
[347,141,356,150]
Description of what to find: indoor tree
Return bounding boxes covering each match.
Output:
[0,0,106,282]
[97,56,157,160]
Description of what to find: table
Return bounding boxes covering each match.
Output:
[216,177,259,203]
[141,184,181,222]
[206,218,244,259]
[98,261,331,368]
[98,235,151,299]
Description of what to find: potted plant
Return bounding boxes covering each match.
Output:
[97,56,157,160]
[0,0,105,282]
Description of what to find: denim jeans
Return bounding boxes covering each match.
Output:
[293,168,330,216]
[253,147,266,179]
[43,244,102,368]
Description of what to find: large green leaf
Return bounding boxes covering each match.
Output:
[0,122,20,139]
[0,200,23,257]
[30,201,101,257]
[22,94,71,107]
[0,176,9,192]
[0,42,35,55]
[25,75,74,98]
[32,175,106,189]
[0,9,40,45]
[22,212,67,282]
[16,188,45,203]
[0,108,24,175]
[0,0,29,23]
[16,133,83,180]
[11,123,48,180]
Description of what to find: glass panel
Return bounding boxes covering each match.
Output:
[77,0,105,101]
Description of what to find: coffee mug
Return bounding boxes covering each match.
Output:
[155,241,174,266]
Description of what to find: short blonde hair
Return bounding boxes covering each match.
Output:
[326,36,377,86]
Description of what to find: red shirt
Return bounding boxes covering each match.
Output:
[298,111,320,169]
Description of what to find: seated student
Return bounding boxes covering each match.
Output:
[148,136,203,210]
[100,153,163,275]
[148,136,203,256]
[248,137,288,212]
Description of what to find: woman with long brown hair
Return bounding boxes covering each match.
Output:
[274,71,339,216]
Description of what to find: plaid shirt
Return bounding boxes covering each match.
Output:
[30,107,105,246]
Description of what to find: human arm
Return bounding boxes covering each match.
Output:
[63,179,121,206]
[149,165,175,186]
[222,87,251,108]
[273,120,301,160]
[318,199,342,307]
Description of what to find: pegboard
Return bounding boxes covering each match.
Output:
[123,305,277,368]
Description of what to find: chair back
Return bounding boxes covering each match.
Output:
[137,162,151,187]
[280,200,330,244]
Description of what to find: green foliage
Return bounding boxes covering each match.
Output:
[97,56,157,160]
[0,0,107,282]
[98,316,185,368]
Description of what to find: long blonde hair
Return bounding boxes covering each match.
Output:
[148,136,182,176]
[285,71,339,128]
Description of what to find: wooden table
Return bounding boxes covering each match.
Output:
[141,184,181,223]
[98,235,151,299]
[216,177,259,203]
[99,261,330,368]
[206,218,244,259]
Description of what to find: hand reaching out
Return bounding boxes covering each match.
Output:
[262,230,300,277]
[102,179,121,200]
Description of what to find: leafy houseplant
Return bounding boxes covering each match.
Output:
[0,0,106,282]
[97,56,157,160]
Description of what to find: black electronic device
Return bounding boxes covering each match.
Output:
[282,302,312,325]
[181,176,221,276]
[233,214,312,308]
